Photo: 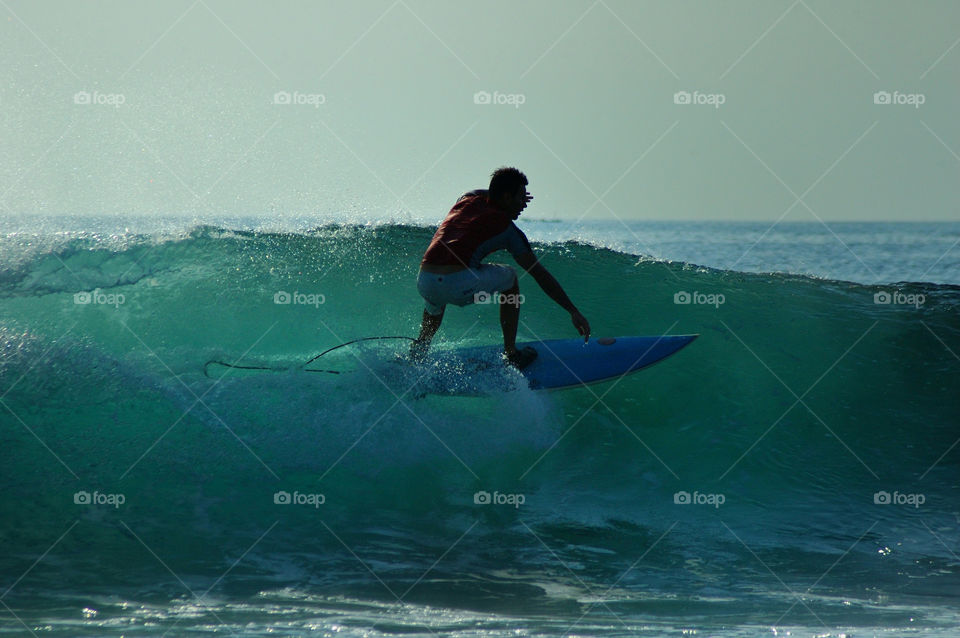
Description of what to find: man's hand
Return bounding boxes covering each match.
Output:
[571,310,591,342]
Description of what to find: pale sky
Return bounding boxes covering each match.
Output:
[2,1,958,221]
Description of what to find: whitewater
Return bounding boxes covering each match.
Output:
[1,216,958,637]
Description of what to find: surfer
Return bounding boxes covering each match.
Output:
[410,167,591,369]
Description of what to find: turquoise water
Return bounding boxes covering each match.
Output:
[1,219,958,636]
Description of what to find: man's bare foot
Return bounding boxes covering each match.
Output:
[504,346,538,370]
[409,340,429,362]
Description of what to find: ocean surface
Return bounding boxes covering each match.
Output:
[1,216,958,637]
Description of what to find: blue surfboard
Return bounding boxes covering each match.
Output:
[416,334,698,396]
[204,335,698,397]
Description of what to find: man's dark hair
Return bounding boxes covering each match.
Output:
[489,167,528,200]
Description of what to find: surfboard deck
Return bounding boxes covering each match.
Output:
[412,334,698,396]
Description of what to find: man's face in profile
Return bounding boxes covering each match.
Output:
[504,186,531,220]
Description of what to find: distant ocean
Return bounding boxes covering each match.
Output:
[522,219,960,285]
[1,216,958,637]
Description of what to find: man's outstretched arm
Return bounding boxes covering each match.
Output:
[514,251,591,341]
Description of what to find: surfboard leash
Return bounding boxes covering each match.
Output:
[203,335,416,378]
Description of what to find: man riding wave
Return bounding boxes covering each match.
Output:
[411,167,590,369]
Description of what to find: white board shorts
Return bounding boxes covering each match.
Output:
[417,264,517,316]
